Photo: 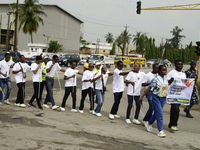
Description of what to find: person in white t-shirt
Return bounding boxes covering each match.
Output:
[28,56,45,110]
[124,63,146,124]
[92,65,113,117]
[109,61,130,120]
[141,63,159,126]
[43,55,65,110]
[60,61,82,112]
[167,60,186,131]
[12,55,31,107]
[79,63,96,114]
[0,52,15,105]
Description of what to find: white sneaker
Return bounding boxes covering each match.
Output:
[15,103,20,107]
[169,126,178,131]
[4,100,10,105]
[71,109,78,113]
[92,111,96,115]
[114,114,120,118]
[43,104,50,108]
[60,107,65,111]
[0,102,1,105]
[79,110,84,113]
[125,119,131,124]
[157,130,166,138]
[19,103,26,108]
[142,121,148,127]
[132,119,141,125]
[96,113,102,117]
[146,123,153,132]
[109,114,115,120]
[89,110,94,114]
[52,105,59,110]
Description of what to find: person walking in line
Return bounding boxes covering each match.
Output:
[168,60,186,131]
[93,62,101,103]
[109,61,130,120]
[140,65,168,138]
[184,60,198,118]
[60,61,82,112]
[28,56,45,110]
[43,55,65,110]
[0,52,15,105]
[124,63,146,124]
[84,59,89,71]
[40,56,49,101]
[92,65,113,117]
[141,63,159,126]
[12,55,31,107]
[79,63,96,114]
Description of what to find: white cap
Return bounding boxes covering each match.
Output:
[96,62,101,65]
[44,56,49,59]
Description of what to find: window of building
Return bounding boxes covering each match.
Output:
[103,50,105,52]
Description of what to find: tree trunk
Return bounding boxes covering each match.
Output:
[30,32,33,43]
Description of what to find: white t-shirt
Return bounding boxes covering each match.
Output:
[126,71,146,96]
[46,61,62,77]
[95,73,109,90]
[31,63,45,82]
[0,60,14,79]
[12,62,31,84]
[167,69,186,80]
[112,68,125,93]
[82,70,96,90]
[145,72,157,89]
[64,68,79,87]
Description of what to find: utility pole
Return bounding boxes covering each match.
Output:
[161,38,163,58]
[180,44,183,60]
[125,25,128,56]
[14,0,19,51]
[98,39,100,54]
[95,38,98,54]
[6,12,13,51]
[143,33,146,58]
[0,14,2,44]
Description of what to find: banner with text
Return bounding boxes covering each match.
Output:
[167,78,194,105]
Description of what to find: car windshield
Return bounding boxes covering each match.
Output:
[30,56,36,59]
[147,59,156,62]
[90,55,101,60]
[114,57,121,60]
[62,55,70,59]
[130,59,135,61]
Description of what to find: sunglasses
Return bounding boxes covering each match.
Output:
[6,57,10,58]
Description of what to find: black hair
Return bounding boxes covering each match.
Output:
[36,56,42,61]
[153,63,159,68]
[175,60,182,66]
[4,53,10,58]
[134,63,140,67]
[19,55,24,58]
[52,55,58,60]
[70,61,76,65]
[117,61,123,66]
[158,65,166,75]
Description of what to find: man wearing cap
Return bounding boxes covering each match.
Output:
[184,60,198,118]
[0,52,15,105]
[93,62,101,103]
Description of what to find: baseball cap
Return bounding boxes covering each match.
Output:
[96,62,101,65]
[190,60,196,65]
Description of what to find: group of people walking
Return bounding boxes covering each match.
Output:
[0,52,198,138]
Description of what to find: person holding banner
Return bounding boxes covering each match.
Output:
[140,65,168,138]
[124,63,146,124]
[184,60,198,118]
[167,60,186,131]
[60,61,82,112]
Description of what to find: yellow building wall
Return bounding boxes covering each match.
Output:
[79,48,110,55]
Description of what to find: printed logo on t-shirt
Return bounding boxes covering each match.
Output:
[137,77,140,80]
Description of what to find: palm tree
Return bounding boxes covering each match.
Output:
[13,0,47,43]
[105,32,114,43]
[132,32,142,46]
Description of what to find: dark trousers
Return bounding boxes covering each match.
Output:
[29,82,42,108]
[40,81,46,100]
[126,95,140,119]
[61,86,77,109]
[16,82,25,104]
[79,87,94,110]
[110,92,123,115]
[168,104,180,127]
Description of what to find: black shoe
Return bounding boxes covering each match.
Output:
[28,103,36,107]
[38,107,43,110]
[186,113,193,118]
[184,108,189,114]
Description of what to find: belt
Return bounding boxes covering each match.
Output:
[46,76,54,79]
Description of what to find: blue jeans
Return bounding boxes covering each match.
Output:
[149,94,166,131]
[110,92,123,115]
[0,77,11,101]
[44,77,55,106]
[126,95,140,119]
[94,82,99,102]
[143,92,154,121]
[95,89,105,113]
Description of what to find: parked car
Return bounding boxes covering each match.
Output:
[147,59,157,65]
[25,55,37,66]
[157,59,172,66]
[0,51,21,62]
[58,54,80,67]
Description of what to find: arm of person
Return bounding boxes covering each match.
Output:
[124,80,135,86]
[64,74,75,80]
[78,72,83,75]
[139,86,151,101]
[142,83,150,86]
[12,68,23,74]
[33,63,42,74]
[119,71,129,76]
[60,68,66,72]
[0,71,7,77]
[46,64,54,73]
[108,72,113,76]
[92,74,102,82]
[168,77,174,85]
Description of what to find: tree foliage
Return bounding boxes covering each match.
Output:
[110,42,116,55]
[48,40,63,52]
[105,32,114,43]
